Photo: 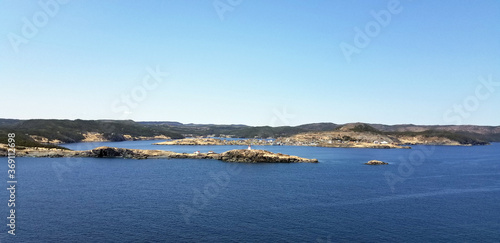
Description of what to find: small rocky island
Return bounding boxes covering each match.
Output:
[217,149,318,163]
[365,160,389,165]
[0,145,318,163]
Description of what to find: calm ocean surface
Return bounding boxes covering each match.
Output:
[1,141,499,242]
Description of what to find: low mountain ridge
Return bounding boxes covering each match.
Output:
[0,119,498,148]
[0,119,184,148]
[286,123,491,146]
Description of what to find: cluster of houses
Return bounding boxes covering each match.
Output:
[276,137,391,146]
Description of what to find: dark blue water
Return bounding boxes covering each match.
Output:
[1,142,499,242]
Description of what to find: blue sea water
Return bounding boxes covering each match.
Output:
[1,141,499,242]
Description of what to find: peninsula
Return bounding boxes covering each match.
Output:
[0,144,318,163]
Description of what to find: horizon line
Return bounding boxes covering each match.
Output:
[0,118,498,127]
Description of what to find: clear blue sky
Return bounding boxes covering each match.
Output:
[1,0,499,126]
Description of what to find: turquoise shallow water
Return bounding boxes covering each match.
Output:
[1,142,499,242]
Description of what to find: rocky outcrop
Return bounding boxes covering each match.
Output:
[91,147,318,163]
[276,123,490,147]
[82,132,171,142]
[393,135,462,146]
[28,133,172,144]
[8,147,80,158]
[87,146,204,159]
[29,135,63,144]
[217,149,318,163]
[276,131,410,149]
[154,138,226,145]
[82,132,108,142]
[365,160,388,165]
[1,145,318,163]
[124,135,171,141]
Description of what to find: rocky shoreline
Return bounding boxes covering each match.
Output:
[29,132,172,144]
[154,137,411,149]
[0,145,318,163]
[153,138,272,146]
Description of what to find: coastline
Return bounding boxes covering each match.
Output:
[153,138,412,149]
[0,144,318,163]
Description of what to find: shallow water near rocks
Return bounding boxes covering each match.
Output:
[1,141,499,242]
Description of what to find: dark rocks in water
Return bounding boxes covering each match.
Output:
[91,146,146,159]
[365,160,388,165]
[90,147,318,163]
[3,145,319,163]
[218,149,318,163]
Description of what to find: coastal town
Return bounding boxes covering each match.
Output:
[153,136,409,149]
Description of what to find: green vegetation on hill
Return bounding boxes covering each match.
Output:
[230,126,306,138]
[141,123,307,138]
[144,123,248,137]
[390,130,489,145]
[333,123,490,145]
[0,131,68,149]
[297,123,339,131]
[0,119,497,148]
[349,124,383,134]
[143,121,499,145]
[0,119,184,147]
[369,123,500,142]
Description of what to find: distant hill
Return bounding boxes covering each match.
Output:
[139,121,247,127]
[285,123,494,146]
[0,119,498,148]
[139,122,250,137]
[0,119,184,148]
[229,126,306,138]
[297,122,340,131]
[138,122,339,138]
[0,119,21,126]
[139,121,500,144]
[367,123,500,143]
